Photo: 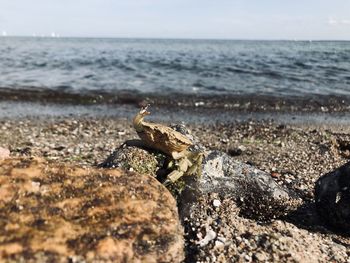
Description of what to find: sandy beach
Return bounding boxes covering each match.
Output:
[1,100,350,261]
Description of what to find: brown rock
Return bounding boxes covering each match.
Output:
[0,147,10,160]
[0,158,184,262]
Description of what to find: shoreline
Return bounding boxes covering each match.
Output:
[1,87,350,114]
[1,100,350,129]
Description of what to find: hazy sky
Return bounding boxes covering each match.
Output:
[1,0,350,40]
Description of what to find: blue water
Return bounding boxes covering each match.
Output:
[0,37,349,97]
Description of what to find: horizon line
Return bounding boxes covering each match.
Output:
[1,35,350,42]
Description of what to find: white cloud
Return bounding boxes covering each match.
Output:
[328,17,350,25]
[328,17,338,25]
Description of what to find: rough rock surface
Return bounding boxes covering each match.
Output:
[315,161,350,233]
[187,150,301,219]
[98,143,165,177]
[0,158,184,262]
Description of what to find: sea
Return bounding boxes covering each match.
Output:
[0,37,349,99]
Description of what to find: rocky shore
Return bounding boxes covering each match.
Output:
[1,113,350,262]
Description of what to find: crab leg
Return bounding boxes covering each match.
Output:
[166,170,185,184]
[171,150,188,160]
[165,157,192,184]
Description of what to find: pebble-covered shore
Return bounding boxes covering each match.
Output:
[1,115,350,262]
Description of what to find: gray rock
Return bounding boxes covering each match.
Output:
[201,151,290,199]
[180,150,300,220]
[315,161,350,233]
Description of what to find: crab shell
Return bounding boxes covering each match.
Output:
[136,121,193,156]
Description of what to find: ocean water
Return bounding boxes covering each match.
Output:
[0,37,349,97]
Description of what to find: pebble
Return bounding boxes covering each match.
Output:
[31,181,41,192]
[244,254,251,261]
[285,178,292,184]
[271,172,281,178]
[0,147,10,160]
[217,236,227,243]
[214,240,225,249]
[212,199,221,207]
[195,101,205,107]
[220,138,229,144]
[228,148,243,156]
[197,229,217,247]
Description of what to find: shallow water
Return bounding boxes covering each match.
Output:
[0,37,349,98]
[1,101,350,126]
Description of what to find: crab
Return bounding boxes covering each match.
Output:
[132,105,203,184]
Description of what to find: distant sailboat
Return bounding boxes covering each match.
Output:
[50,32,60,38]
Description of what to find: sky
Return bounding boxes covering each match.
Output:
[0,0,350,40]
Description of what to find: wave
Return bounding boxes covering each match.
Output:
[0,38,349,98]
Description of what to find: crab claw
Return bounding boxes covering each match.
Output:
[140,104,151,115]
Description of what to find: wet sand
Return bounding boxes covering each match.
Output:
[1,86,350,113]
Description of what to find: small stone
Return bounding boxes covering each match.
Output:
[271,172,281,178]
[30,181,41,193]
[213,199,221,207]
[228,148,243,156]
[285,178,292,184]
[217,236,227,243]
[321,106,328,112]
[197,229,217,247]
[73,147,81,155]
[220,138,229,144]
[244,254,251,261]
[53,146,65,151]
[0,147,10,160]
[194,101,205,107]
[254,252,267,261]
[214,240,225,249]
